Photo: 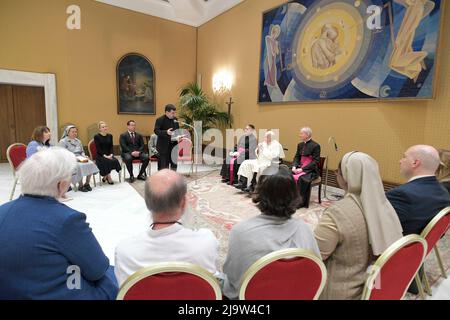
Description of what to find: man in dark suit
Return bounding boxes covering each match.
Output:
[386,144,450,236]
[119,120,149,183]
[386,145,450,295]
[291,127,321,208]
[154,104,180,171]
[220,124,257,186]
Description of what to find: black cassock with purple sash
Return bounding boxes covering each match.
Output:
[292,139,321,208]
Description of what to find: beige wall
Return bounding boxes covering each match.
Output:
[1,0,448,183]
[197,0,450,184]
[0,0,197,143]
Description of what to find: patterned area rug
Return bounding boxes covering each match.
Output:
[185,171,332,269]
[184,170,449,300]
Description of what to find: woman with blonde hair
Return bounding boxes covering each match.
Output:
[314,151,403,300]
[94,121,121,184]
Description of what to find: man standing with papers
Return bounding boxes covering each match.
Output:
[154,104,181,171]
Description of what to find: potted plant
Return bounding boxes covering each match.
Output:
[178,82,232,135]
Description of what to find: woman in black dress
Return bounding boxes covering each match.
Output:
[94,121,121,184]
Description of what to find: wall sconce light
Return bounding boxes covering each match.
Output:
[213,70,234,128]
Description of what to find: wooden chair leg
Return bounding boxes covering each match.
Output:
[434,246,447,279]
[318,183,322,203]
[9,177,18,200]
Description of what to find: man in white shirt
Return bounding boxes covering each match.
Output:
[114,169,219,286]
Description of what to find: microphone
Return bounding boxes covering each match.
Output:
[328,136,338,152]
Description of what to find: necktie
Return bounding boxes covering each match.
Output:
[131,132,135,144]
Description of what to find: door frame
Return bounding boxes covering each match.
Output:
[0,69,58,145]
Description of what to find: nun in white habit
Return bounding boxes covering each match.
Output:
[314,151,403,300]
[59,125,99,192]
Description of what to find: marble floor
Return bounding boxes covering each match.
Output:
[0,161,448,300]
[0,161,220,264]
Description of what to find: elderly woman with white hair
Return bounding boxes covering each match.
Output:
[314,151,403,300]
[0,147,118,299]
[59,125,99,192]
[235,131,285,192]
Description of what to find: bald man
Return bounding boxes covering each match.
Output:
[386,145,450,236]
[114,169,219,286]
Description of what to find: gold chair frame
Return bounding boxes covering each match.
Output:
[117,261,222,300]
[361,234,427,300]
[416,206,450,297]
[6,143,26,200]
[238,248,327,300]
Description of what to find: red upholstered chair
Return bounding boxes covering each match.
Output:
[239,248,327,300]
[87,139,100,187]
[6,143,27,200]
[361,234,427,300]
[146,134,159,176]
[119,146,143,180]
[178,138,193,175]
[122,159,142,180]
[146,155,159,176]
[116,262,222,300]
[416,206,450,296]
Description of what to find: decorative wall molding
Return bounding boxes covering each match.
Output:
[0,69,58,145]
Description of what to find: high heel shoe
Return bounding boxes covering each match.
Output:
[108,180,114,185]
[102,177,107,183]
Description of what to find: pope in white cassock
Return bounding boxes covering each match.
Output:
[236,131,285,192]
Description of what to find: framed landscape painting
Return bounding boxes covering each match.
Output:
[117,53,155,114]
[258,0,444,103]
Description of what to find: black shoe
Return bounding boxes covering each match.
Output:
[244,185,255,193]
[221,178,229,183]
[102,177,107,183]
[297,202,306,209]
[67,186,72,192]
[78,185,88,192]
[129,176,135,183]
[108,181,114,185]
[84,184,92,191]
[137,174,146,181]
